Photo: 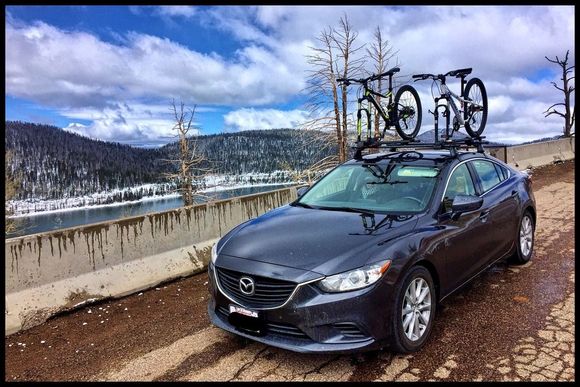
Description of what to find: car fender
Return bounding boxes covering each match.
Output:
[378,223,446,301]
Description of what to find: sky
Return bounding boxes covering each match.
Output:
[5,5,575,147]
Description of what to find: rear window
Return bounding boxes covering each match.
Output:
[494,163,509,181]
[472,160,502,192]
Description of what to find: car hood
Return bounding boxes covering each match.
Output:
[218,204,419,276]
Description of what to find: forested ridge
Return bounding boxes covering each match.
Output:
[160,129,334,175]
[5,121,335,200]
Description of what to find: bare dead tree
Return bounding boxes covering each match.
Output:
[302,15,365,166]
[163,99,211,206]
[544,50,575,137]
[334,15,365,161]
[366,26,398,139]
[303,27,343,163]
[5,150,20,234]
[280,153,340,186]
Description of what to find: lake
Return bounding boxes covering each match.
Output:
[7,184,293,238]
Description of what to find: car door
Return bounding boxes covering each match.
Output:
[438,162,488,292]
[469,159,519,266]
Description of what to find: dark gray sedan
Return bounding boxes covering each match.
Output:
[207,149,536,353]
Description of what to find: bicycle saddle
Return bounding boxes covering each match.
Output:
[385,66,400,75]
[446,68,472,77]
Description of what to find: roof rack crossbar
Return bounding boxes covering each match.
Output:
[352,137,489,160]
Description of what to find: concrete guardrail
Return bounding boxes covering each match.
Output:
[5,187,298,336]
[486,137,575,169]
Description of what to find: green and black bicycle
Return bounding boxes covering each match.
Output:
[337,66,422,142]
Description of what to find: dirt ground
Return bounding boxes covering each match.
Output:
[4,160,575,381]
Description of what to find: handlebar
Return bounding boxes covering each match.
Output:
[336,76,372,85]
[412,73,440,82]
[337,67,400,86]
[413,68,473,82]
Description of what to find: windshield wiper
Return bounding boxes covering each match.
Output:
[293,202,314,209]
[319,206,375,216]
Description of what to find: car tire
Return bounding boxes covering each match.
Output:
[390,265,436,353]
[509,211,535,265]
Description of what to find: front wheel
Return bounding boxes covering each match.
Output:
[394,85,422,140]
[463,78,488,137]
[390,265,436,353]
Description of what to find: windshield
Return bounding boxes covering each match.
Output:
[296,163,440,214]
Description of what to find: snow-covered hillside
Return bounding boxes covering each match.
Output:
[6,171,300,216]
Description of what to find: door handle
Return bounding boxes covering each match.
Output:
[479,210,490,222]
[511,190,519,199]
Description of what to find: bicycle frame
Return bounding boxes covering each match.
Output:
[432,76,473,140]
[438,83,470,125]
[356,85,394,142]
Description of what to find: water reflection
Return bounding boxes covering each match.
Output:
[7,185,292,238]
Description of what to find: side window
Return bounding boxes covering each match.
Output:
[494,163,509,181]
[472,160,502,192]
[493,164,504,181]
[443,164,476,212]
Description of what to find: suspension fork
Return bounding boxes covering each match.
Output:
[433,96,451,142]
[357,98,372,142]
[357,98,362,142]
[388,74,394,105]
[459,75,467,118]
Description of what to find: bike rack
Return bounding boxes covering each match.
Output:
[352,136,489,161]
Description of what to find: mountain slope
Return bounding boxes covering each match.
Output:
[5,121,336,200]
[5,121,167,199]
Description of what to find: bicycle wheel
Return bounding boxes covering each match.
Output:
[394,85,422,140]
[463,78,488,137]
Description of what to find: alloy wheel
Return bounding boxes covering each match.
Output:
[401,277,432,341]
[520,215,533,257]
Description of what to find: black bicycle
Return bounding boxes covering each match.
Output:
[337,67,422,141]
[412,68,488,139]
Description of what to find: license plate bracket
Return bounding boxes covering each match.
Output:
[229,304,259,318]
[228,304,264,336]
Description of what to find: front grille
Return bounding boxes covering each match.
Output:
[267,321,309,339]
[333,322,368,340]
[217,306,230,317]
[216,267,297,308]
[216,306,309,339]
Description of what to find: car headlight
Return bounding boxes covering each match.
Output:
[211,242,218,264]
[317,260,391,293]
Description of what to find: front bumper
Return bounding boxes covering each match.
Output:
[207,262,396,354]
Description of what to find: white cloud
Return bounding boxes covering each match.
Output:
[205,6,574,143]
[224,108,310,131]
[5,20,304,108]
[5,6,575,144]
[156,6,196,18]
[62,102,201,144]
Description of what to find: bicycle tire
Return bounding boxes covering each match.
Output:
[394,85,422,140]
[463,78,488,137]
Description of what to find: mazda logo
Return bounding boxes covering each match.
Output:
[239,277,255,296]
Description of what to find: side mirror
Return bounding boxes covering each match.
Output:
[296,186,309,198]
[451,194,483,219]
